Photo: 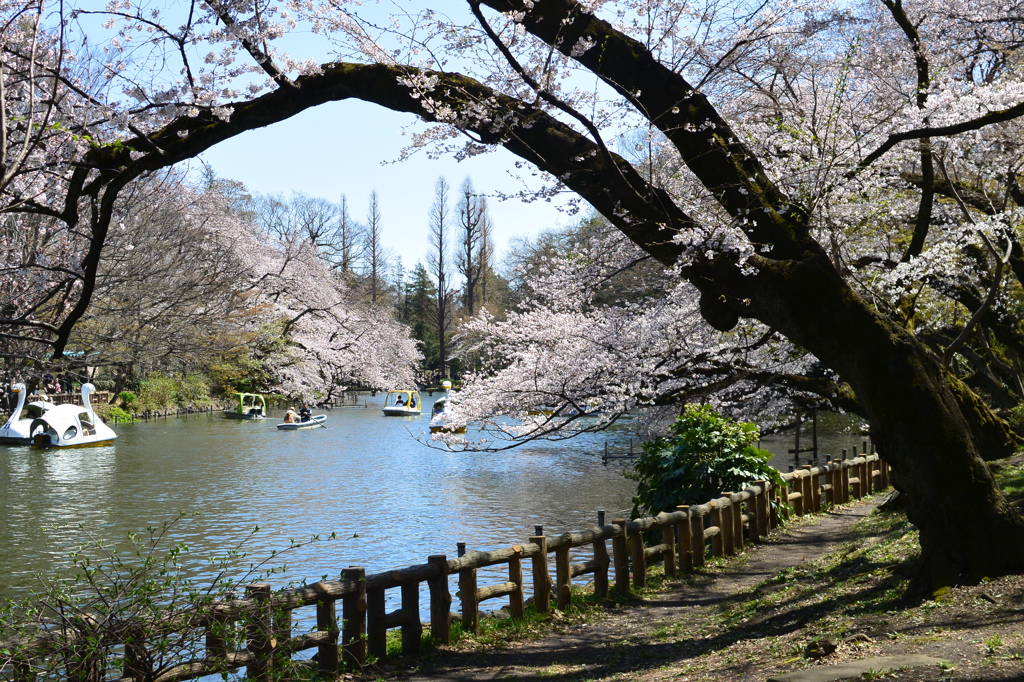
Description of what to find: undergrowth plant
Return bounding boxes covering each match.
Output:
[627,404,785,517]
[0,514,334,681]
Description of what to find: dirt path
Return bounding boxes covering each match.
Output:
[394,501,881,682]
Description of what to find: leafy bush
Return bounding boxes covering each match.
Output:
[134,373,212,412]
[116,391,138,410]
[137,374,176,412]
[172,373,211,408]
[106,405,133,422]
[627,404,784,517]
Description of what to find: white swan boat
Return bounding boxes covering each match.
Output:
[29,383,117,448]
[0,384,57,444]
[429,381,466,433]
[382,389,421,416]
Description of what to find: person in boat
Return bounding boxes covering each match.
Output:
[299,405,311,422]
[283,408,298,424]
[395,394,406,407]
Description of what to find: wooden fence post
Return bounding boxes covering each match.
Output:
[366,586,387,660]
[690,507,706,567]
[245,583,273,682]
[800,466,813,512]
[800,466,815,512]
[754,482,769,539]
[508,548,525,619]
[593,512,610,598]
[400,582,422,656]
[841,459,851,503]
[205,609,230,674]
[791,474,805,516]
[427,555,451,645]
[729,495,743,551]
[315,589,339,676]
[629,523,647,588]
[555,537,573,609]
[709,502,724,557]
[677,506,693,572]
[612,519,631,592]
[659,512,678,578]
[341,567,366,668]
[458,563,479,635]
[529,534,551,612]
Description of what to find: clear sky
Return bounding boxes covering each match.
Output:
[198,97,577,272]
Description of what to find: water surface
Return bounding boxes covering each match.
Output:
[0,394,637,600]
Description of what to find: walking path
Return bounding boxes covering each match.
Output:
[396,501,883,681]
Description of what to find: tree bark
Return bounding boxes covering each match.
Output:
[743,245,1024,592]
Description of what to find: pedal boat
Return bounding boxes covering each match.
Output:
[0,383,57,444]
[382,390,421,416]
[29,383,117,448]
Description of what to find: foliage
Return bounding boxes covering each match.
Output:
[106,405,133,422]
[0,515,332,681]
[131,373,212,413]
[627,404,784,517]
[116,391,138,411]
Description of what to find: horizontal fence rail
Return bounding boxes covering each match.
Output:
[1,455,891,681]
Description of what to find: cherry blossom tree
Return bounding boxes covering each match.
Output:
[6,0,1024,590]
[448,218,841,443]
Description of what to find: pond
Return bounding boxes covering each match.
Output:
[0,393,639,605]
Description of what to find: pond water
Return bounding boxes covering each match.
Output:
[0,393,639,605]
[0,396,872,620]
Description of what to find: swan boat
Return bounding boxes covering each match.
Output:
[29,383,117,448]
[223,393,267,420]
[276,414,327,430]
[0,384,57,444]
[429,381,466,434]
[382,389,422,416]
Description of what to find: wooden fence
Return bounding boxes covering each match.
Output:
[1,454,890,681]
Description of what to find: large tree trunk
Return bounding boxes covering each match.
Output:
[744,244,1024,593]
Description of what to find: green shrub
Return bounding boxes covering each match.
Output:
[172,374,211,408]
[116,391,138,410]
[107,406,132,422]
[137,374,176,412]
[133,373,211,412]
[627,404,785,517]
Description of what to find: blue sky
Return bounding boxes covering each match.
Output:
[199,98,576,272]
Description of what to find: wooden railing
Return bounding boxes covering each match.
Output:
[29,391,112,407]
[2,454,890,681]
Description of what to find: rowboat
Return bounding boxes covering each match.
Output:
[276,415,327,430]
